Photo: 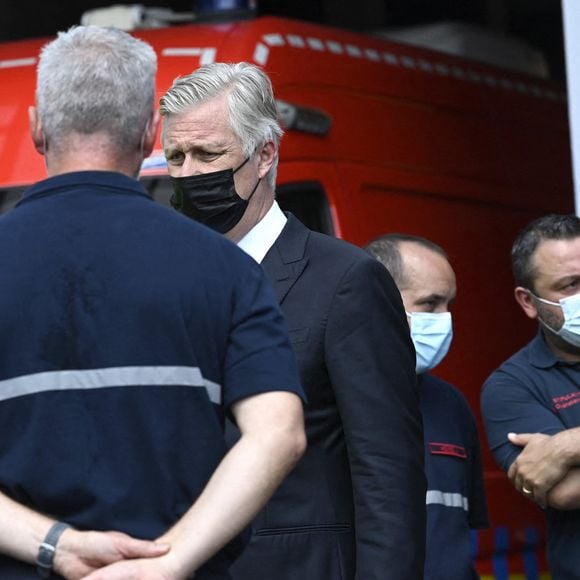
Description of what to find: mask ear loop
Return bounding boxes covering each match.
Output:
[232,153,260,202]
[528,289,563,335]
[233,156,250,174]
[246,178,261,203]
[527,289,560,307]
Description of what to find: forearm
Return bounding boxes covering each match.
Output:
[342,382,426,566]
[0,491,54,565]
[551,427,580,466]
[158,414,305,577]
[547,467,580,510]
[349,415,426,579]
[545,429,580,509]
[507,427,580,508]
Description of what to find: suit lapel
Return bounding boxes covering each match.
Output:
[261,214,309,304]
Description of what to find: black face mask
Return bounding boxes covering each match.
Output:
[169,157,260,234]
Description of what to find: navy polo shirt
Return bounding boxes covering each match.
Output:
[481,331,580,579]
[0,171,304,578]
[419,373,488,580]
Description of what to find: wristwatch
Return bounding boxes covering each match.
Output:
[36,521,71,578]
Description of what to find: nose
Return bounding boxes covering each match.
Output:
[178,156,207,177]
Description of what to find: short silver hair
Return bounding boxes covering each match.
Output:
[36,25,157,153]
[160,62,283,186]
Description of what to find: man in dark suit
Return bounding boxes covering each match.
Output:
[160,62,426,579]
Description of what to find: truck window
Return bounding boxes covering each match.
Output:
[276,181,334,236]
[143,177,174,208]
[0,188,24,214]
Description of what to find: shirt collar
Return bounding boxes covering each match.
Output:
[529,329,569,369]
[237,201,287,263]
[19,170,149,204]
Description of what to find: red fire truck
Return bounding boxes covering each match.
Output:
[0,12,573,579]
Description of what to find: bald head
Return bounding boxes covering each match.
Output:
[365,234,456,313]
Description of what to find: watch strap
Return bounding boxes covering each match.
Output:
[36,521,71,578]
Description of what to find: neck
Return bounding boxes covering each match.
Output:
[541,327,580,363]
[44,134,142,178]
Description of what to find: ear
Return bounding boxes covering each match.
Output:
[514,286,538,320]
[142,110,161,158]
[28,106,45,155]
[257,140,276,180]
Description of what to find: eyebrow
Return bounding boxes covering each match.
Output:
[419,293,445,301]
[417,293,456,305]
[163,142,231,160]
[165,140,228,152]
[553,274,580,288]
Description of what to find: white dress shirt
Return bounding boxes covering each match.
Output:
[237,201,287,264]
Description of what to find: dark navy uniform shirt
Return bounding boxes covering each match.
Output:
[419,373,488,580]
[0,171,304,578]
[481,331,580,580]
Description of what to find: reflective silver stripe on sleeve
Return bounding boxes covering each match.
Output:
[0,366,222,404]
[426,490,469,511]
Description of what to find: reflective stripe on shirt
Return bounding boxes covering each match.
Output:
[0,366,222,404]
[426,490,469,511]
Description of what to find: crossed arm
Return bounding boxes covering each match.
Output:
[482,370,580,513]
[508,428,580,510]
[0,390,306,579]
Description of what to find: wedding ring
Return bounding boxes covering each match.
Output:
[522,485,533,495]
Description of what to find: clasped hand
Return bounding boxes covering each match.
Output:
[53,528,184,580]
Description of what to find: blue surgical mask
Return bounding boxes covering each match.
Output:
[529,291,580,348]
[407,311,453,374]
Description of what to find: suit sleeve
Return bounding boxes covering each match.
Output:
[464,400,489,529]
[324,257,426,580]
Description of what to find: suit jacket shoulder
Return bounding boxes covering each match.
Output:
[263,213,400,304]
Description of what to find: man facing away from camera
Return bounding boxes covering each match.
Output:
[366,233,489,580]
[160,61,426,580]
[0,27,306,580]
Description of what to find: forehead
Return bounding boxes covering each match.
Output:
[399,242,456,292]
[162,93,238,149]
[532,237,580,282]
